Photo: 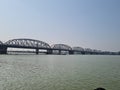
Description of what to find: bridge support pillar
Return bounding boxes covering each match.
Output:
[47,49,53,54]
[81,51,85,55]
[118,52,120,55]
[0,46,7,54]
[58,50,61,55]
[69,51,74,55]
[36,48,39,54]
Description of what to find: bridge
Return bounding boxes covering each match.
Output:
[0,38,119,55]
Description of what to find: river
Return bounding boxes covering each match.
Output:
[0,55,120,90]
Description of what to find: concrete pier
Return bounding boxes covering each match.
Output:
[0,46,7,54]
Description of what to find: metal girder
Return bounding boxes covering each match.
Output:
[5,38,51,48]
[51,44,72,50]
[73,47,84,51]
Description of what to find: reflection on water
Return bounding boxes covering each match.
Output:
[0,55,120,90]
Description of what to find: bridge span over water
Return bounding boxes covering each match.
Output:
[0,38,119,55]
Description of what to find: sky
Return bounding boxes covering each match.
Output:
[0,0,120,51]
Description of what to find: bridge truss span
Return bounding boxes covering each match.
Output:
[72,47,85,54]
[5,38,51,49]
[73,47,84,51]
[51,44,72,51]
[0,38,118,55]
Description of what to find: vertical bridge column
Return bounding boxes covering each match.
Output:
[58,50,61,55]
[81,51,85,55]
[0,46,7,54]
[36,43,39,54]
[36,48,39,54]
[69,50,74,55]
[47,49,53,54]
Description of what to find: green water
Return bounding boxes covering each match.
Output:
[0,55,120,90]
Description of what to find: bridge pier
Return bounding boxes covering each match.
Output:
[47,49,53,54]
[58,50,61,55]
[69,51,74,55]
[118,52,120,55]
[36,48,39,54]
[81,51,85,55]
[0,46,7,54]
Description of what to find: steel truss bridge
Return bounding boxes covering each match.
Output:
[0,38,119,55]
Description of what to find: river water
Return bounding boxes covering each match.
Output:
[0,55,120,90]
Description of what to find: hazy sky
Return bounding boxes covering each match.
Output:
[0,0,120,51]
